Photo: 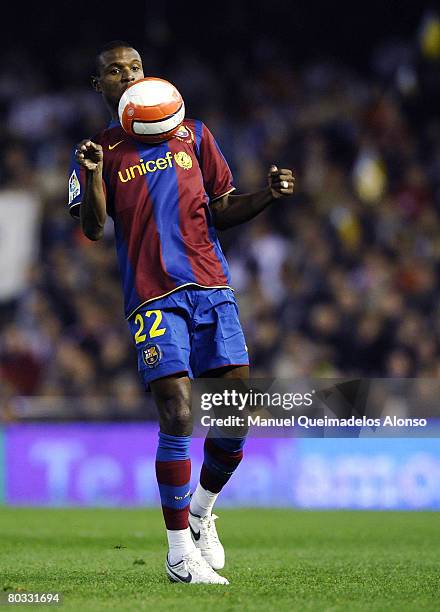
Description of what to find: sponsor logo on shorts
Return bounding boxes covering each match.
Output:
[143,343,162,368]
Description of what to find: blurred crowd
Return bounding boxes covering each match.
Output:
[1,10,440,419]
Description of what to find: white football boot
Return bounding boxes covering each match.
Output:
[165,547,229,584]
[188,510,225,570]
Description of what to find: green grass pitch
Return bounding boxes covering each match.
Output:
[1,508,439,611]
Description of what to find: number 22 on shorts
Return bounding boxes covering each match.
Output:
[134,310,166,344]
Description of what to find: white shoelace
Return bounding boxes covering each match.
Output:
[184,550,216,575]
[201,514,220,548]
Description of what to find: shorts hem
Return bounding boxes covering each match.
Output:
[142,368,190,389]
[196,362,250,377]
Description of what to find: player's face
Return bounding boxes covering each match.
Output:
[95,47,144,108]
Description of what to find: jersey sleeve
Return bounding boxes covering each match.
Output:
[198,123,235,202]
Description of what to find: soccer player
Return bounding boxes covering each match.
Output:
[69,41,294,584]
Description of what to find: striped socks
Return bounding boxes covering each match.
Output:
[156,432,246,560]
[155,432,194,563]
[190,436,245,517]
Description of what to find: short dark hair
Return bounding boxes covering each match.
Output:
[94,40,137,74]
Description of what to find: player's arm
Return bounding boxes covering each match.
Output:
[75,140,107,241]
[210,165,295,230]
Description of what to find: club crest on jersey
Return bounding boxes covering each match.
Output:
[174,151,193,170]
[143,343,162,368]
[69,170,80,204]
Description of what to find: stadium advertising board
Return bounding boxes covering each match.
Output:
[0,427,4,504]
[4,423,440,509]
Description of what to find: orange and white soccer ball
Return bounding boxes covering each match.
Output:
[118,77,185,144]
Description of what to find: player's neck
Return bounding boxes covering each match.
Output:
[105,100,119,122]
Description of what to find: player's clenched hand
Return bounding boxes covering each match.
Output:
[268,165,295,199]
[75,140,103,172]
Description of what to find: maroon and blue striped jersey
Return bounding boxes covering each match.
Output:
[68,119,235,319]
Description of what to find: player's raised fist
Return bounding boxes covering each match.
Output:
[75,140,103,172]
[268,165,295,199]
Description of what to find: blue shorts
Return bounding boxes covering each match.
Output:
[127,288,249,387]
